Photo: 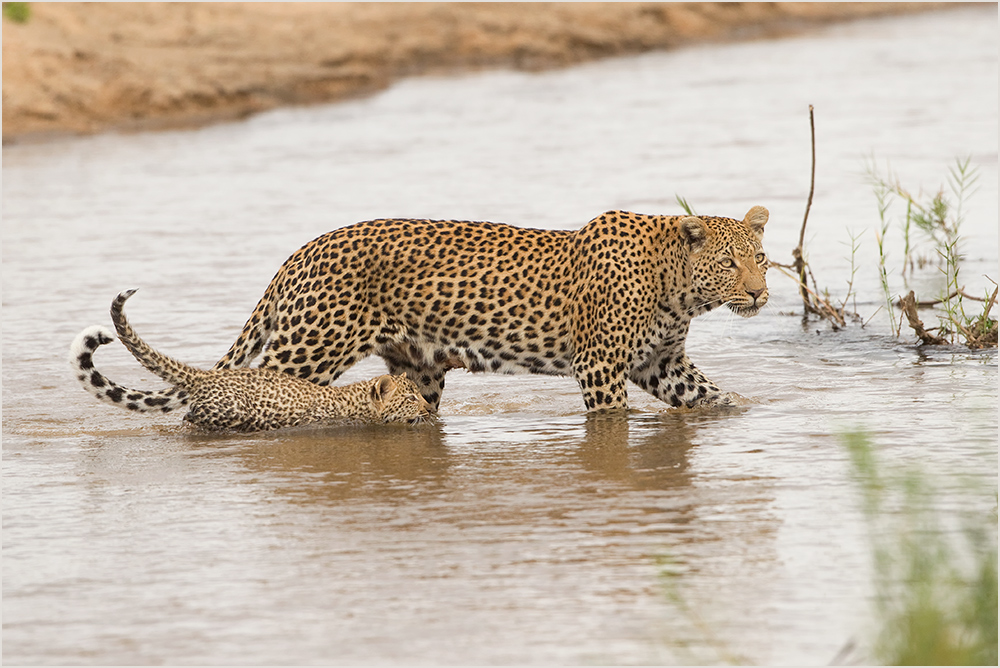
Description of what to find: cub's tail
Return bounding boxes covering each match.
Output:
[111,289,205,387]
[69,325,189,413]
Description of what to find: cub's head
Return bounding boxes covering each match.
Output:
[369,374,436,424]
[681,205,769,317]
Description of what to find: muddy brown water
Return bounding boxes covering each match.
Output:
[3,8,997,665]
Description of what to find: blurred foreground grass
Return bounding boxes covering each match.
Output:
[843,431,997,665]
[3,2,30,23]
[658,431,997,665]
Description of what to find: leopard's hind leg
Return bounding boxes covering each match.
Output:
[214,280,281,370]
[255,302,386,386]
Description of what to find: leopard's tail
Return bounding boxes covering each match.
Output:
[69,325,189,414]
[212,278,280,370]
[111,289,208,387]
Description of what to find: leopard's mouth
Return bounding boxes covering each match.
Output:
[726,301,762,318]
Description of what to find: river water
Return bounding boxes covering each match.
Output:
[3,8,997,665]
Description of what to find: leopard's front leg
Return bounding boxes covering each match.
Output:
[630,346,741,408]
[568,253,646,413]
[572,345,631,411]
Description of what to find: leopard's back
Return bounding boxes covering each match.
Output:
[216,218,581,397]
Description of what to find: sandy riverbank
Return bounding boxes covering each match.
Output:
[2,2,956,144]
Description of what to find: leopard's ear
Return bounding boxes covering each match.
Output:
[743,205,768,241]
[680,216,708,253]
[370,375,397,407]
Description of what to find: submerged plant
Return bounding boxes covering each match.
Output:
[870,175,900,337]
[842,431,998,665]
[840,229,862,318]
[865,157,996,349]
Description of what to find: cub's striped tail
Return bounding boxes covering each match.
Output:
[69,325,189,414]
[111,289,206,387]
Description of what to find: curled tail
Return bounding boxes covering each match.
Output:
[69,325,189,414]
[111,289,204,387]
[212,278,280,370]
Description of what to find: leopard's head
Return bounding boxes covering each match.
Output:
[681,205,769,318]
[370,374,436,424]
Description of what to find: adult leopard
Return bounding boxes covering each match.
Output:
[70,290,435,431]
[214,207,769,411]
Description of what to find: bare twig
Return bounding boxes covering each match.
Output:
[896,290,961,309]
[862,305,884,329]
[791,105,817,314]
[959,289,990,303]
[774,105,861,330]
[895,288,991,310]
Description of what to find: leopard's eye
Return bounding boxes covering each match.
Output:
[755,253,767,264]
[720,257,736,269]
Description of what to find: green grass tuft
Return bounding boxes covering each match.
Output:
[675,194,698,217]
[3,2,30,23]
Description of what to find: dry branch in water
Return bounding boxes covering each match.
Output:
[899,291,947,346]
[791,105,817,315]
[895,289,991,309]
[899,287,998,349]
[783,105,857,329]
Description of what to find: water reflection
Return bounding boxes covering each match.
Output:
[576,412,698,490]
[221,410,719,508]
[233,423,450,504]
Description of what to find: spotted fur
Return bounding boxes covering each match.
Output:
[70,290,435,431]
[215,207,769,411]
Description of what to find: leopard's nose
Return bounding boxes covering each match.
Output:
[747,288,765,302]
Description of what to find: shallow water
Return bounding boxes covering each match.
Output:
[3,8,997,665]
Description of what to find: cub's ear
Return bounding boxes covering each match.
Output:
[370,375,397,407]
[680,216,708,253]
[743,205,768,241]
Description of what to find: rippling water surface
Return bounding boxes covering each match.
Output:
[3,8,997,665]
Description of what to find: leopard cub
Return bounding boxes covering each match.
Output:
[70,290,434,432]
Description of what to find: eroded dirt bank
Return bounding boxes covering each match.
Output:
[2,2,954,143]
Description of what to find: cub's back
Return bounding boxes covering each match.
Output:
[188,368,321,411]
